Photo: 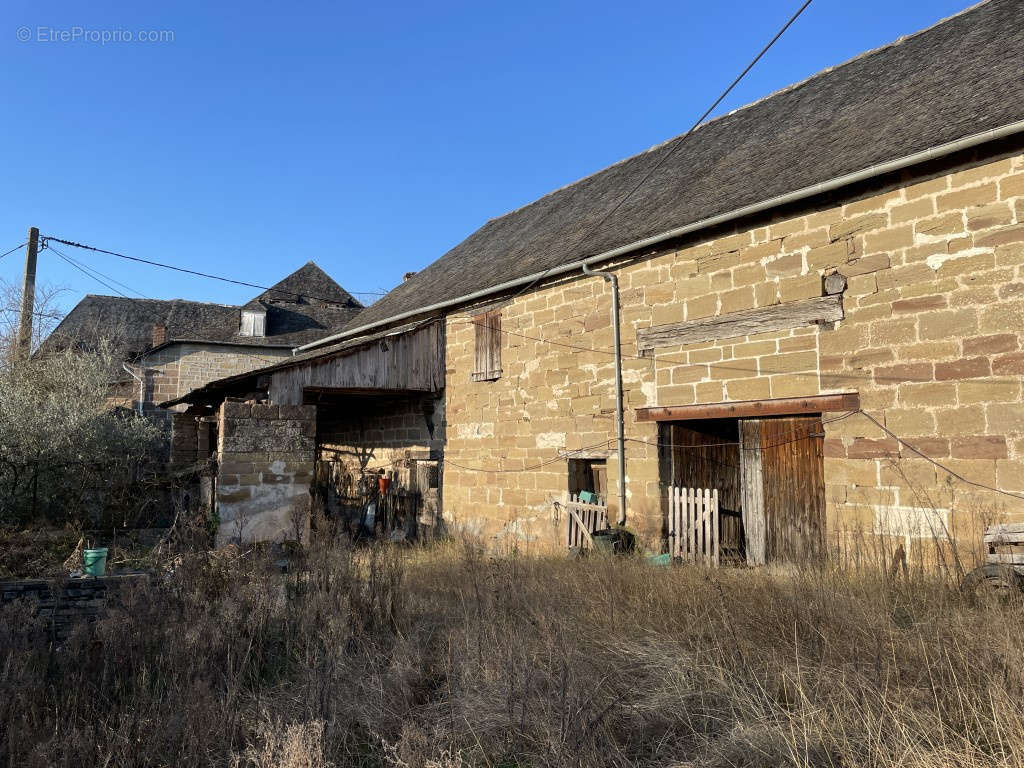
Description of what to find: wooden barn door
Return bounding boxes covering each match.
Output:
[740,416,825,565]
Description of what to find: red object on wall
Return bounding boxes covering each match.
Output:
[378,475,390,496]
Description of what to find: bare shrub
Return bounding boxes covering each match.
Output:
[0,277,67,358]
[0,343,162,527]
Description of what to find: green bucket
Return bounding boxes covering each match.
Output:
[83,548,108,577]
[646,553,673,567]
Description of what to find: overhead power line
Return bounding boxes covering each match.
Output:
[0,242,27,261]
[490,0,816,307]
[42,236,389,303]
[856,410,1024,502]
[49,247,131,298]
[455,317,943,389]
[46,243,149,299]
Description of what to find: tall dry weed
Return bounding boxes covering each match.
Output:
[2,538,1024,767]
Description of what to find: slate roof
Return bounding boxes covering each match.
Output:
[40,261,363,358]
[250,262,360,307]
[343,0,1024,335]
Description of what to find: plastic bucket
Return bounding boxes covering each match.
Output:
[83,548,108,577]
[591,529,616,554]
[590,528,636,555]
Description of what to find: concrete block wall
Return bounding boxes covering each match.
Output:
[441,144,1024,552]
[215,401,316,545]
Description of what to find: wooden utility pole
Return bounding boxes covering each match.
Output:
[14,227,40,361]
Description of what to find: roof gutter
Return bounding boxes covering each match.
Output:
[297,119,1024,354]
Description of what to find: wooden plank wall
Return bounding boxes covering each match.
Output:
[759,416,826,562]
[471,310,502,381]
[739,421,766,566]
[667,422,741,515]
[666,421,743,558]
[269,321,445,405]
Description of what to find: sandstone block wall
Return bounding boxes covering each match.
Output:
[317,395,443,475]
[441,144,1024,552]
[141,343,293,417]
[215,401,315,545]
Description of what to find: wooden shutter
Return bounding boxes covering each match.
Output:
[471,309,502,381]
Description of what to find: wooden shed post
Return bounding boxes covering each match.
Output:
[740,419,766,566]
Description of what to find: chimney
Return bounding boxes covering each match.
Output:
[152,324,167,347]
[403,271,417,282]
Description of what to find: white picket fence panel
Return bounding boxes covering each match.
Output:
[668,487,720,566]
[562,493,609,549]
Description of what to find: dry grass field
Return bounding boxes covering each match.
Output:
[2,538,1024,767]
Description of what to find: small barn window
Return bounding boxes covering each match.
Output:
[239,309,266,337]
[471,309,502,381]
[568,458,607,501]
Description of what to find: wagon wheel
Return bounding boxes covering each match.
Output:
[960,564,1024,599]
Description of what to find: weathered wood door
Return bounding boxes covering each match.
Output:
[740,416,825,565]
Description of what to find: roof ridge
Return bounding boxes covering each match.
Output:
[251,261,363,308]
[83,293,241,309]
[489,0,997,222]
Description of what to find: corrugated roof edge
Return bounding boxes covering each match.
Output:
[297,117,1024,354]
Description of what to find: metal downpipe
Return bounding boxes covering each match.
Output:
[582,263,627,526]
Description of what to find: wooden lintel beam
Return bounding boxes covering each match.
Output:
[635,392,860,422]
[637,294,844,352]
[303,385,432,397]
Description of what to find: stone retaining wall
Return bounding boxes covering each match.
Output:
[0,574,149,641]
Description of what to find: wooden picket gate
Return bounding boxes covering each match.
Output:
[561,493,609,549]
[668,486,721,565]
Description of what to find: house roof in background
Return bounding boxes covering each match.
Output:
[340,0,1024,335]
[252,262,362,307]
[40,261,363,357]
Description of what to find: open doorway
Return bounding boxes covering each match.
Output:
[660,419,744,561]
[659,415,825,565]
[568,458,607,503]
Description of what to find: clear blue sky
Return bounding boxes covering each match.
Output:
[2,0,970,315]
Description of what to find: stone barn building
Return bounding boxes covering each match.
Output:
[169,0,1024,560]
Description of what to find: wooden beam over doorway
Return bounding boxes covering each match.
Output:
[636,392,860,423]
[637,294,844,353]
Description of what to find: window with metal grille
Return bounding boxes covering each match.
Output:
[471,309,502,381]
